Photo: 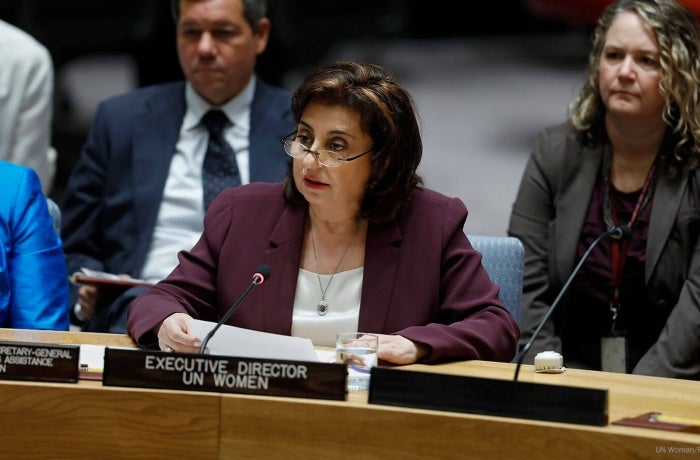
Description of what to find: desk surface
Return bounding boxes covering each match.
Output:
[1,328,699,459]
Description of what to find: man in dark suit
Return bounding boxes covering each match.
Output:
[61,0,294,333]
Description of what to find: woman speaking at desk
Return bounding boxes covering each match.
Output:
[128,61,519,365]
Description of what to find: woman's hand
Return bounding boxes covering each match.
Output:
[376,334,429,365]
[156,313,202,353]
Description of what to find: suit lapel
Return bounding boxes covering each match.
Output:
[358,222,402,332]
[132,84,186,241]
[646,168,688,281]
[257,203,403,334]
[555,145,602,285]
[249,80,293,183]
[262,203,306,333]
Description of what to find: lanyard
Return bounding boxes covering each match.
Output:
[602,147,658,332]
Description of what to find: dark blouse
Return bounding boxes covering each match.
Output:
[559,176,661,371]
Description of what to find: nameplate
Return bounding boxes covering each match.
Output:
[0,340,79,383]
[369,367,608,426]
[102,348,347,400]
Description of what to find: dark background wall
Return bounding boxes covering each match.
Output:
[0,0,581,225]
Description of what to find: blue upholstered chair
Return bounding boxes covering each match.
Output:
[467,234,524,324]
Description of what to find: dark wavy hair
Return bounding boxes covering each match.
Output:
[570,0,700,173]
[170,0,268,33]
[283,61,423,225]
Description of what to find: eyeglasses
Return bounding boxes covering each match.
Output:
[281,133,373,168]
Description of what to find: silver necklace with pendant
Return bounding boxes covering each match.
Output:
[310,221,359,316]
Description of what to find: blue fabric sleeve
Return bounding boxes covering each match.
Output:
[0,163,70,330]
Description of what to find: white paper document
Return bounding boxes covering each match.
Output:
[190,319,321,362]
[79,344,134,372]
[79,344,107,370]
[77,322,326,373]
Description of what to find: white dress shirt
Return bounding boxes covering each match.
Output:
[140,79,255,282]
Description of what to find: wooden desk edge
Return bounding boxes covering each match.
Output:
[2,327,699,448]
[0,327,136,347]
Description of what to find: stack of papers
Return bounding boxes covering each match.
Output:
[78,320,336,378]
[189,319,319,362]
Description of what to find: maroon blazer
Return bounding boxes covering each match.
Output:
[128,182,519,363]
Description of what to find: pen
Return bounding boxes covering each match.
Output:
[649,412,700,427]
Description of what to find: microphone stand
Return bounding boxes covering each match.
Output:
[198,265,270,354]
[513,228,617,381]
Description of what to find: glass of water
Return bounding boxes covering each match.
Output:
[335,332,378,391]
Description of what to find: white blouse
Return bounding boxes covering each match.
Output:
[291,267,364,347]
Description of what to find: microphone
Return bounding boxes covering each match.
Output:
[608,224,632,240]
[198,264,271,354]
[512,225,631,381]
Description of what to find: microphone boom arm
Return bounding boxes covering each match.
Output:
[512,228,618,381]
[198,265,270,354]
